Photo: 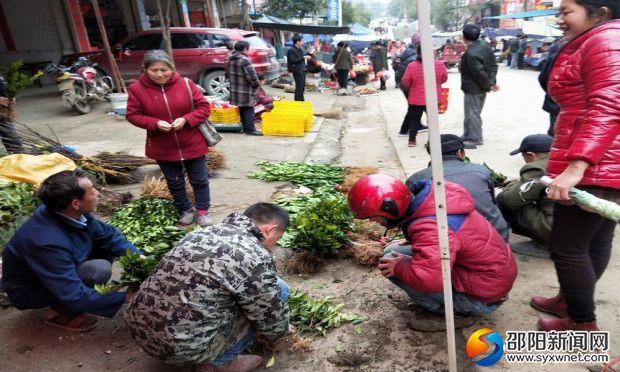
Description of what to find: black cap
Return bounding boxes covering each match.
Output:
[509,134,553,155]
[428,134,464,155]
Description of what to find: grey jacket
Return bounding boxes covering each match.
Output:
[124,213,289,365]
[406,156,509,242]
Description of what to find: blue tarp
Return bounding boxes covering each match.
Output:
[483,9,559,19]
[302,34,333,43]
[349,23,374,35]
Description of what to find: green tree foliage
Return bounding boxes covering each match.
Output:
[262,0,323,22]
[342,1,372,26]
[431,0,453,31]
[387,0,417,20]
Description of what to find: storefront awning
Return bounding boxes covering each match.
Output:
[252,15,350,35]
[483,9,559,20]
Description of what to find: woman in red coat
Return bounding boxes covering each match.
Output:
[126,50,213,227]
[400,44,448,147]
[530,0,620,332]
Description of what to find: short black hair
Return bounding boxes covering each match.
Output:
[234,40,250,52]
[576,0,620,19]
[463,24,481,42]
[292,34,303,43]
[257,73,266,81]
[37,169,90,211]
[244,202,290,231]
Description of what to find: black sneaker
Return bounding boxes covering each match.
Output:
[246,131,263,136]
[418,125,428,132]
[397,132,409,137]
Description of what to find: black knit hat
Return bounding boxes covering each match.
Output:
[426,134,464,155]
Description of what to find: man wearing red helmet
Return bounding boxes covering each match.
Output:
[348,174,517,331]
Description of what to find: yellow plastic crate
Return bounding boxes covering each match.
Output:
[272,101,313,131]
[262,112,305,137]
[210,107,240,123]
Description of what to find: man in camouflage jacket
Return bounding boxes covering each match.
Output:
[124,203,290,371]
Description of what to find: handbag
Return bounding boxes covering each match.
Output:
[184,78,222,147]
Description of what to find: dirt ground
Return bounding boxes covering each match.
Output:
[1,66,618,372]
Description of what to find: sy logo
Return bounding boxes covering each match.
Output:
[466,328,504,367]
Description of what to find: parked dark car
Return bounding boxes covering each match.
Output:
[60,28,280,97]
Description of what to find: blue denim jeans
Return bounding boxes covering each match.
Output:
[210,277,290,366]
[383,243,498,316]
[157,155,211,212]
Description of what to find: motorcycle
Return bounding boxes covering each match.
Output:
[45,57,114,114]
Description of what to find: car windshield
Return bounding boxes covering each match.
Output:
[244,35,270,49]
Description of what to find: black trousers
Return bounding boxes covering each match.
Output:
[293,72,305,101]
[550,202,617,322]
[239,106,257,133]
[336,69,349,90]
[400,104,424,139]
[548,110,559,137]
[0,118,24,154]
[518,53,525,69]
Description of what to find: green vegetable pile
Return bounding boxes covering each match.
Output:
[483,162,507,188]
[0,181,39,250]
[278,192,353,256]
[104,198,189,292]
[288,289,364,336]
[248,161,345,189]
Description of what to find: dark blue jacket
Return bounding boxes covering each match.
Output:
[406,156,509,242]
[1,205,138,317]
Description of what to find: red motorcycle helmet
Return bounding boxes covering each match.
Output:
[347,174,412,221]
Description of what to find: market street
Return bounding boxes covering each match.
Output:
[0,64,618,371]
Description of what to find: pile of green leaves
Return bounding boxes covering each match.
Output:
[0,61,44,99]
[288,289,364,336]
[483,162,508,188]
[0,181,39,251]
[279,192,353,256]
[108,197,183,251]
[248,161,345,189]
[105,198,189,292]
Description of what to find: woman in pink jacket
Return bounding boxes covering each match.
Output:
[530,0,620,332]
[400,45,448,147]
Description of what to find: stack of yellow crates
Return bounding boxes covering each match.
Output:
[262,101,313,136]
[210,106,240,124]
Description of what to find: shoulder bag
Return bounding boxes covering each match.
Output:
[184,78,222,147]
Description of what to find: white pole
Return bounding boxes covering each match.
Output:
[338,0,343,26]
[416,1,458,371]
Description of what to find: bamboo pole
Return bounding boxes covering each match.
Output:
[416,0,458,371]
[90,0,125,93]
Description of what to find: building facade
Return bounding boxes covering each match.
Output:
[0,0,244,67]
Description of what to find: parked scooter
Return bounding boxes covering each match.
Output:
[45,57,114,114]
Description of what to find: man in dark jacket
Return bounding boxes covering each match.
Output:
[407,134,509,242]
[517,35,527,69]
[0,72,24,154]
[394,33,420,90]
[0,170,138,332]
[460,24,499,149]
[371,42,388,90]
[497,134,554,258]
[228,41,262,136]
[286,34,307,101]
[538,41,561,136]
[509,37,520,69]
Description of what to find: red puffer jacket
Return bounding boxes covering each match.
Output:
[547,20,620,189]
[401,60,448,106]
[394,180,517,303]
[127,72,210,161]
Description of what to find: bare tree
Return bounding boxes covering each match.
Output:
[241,0,251,30]
[157,0,174,62]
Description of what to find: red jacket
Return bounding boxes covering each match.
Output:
[126,72,211,161]
[547,20,620,189]
[401,59,448,106]
[395,180,517,303]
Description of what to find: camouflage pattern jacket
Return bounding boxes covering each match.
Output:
[124,213,289,365]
